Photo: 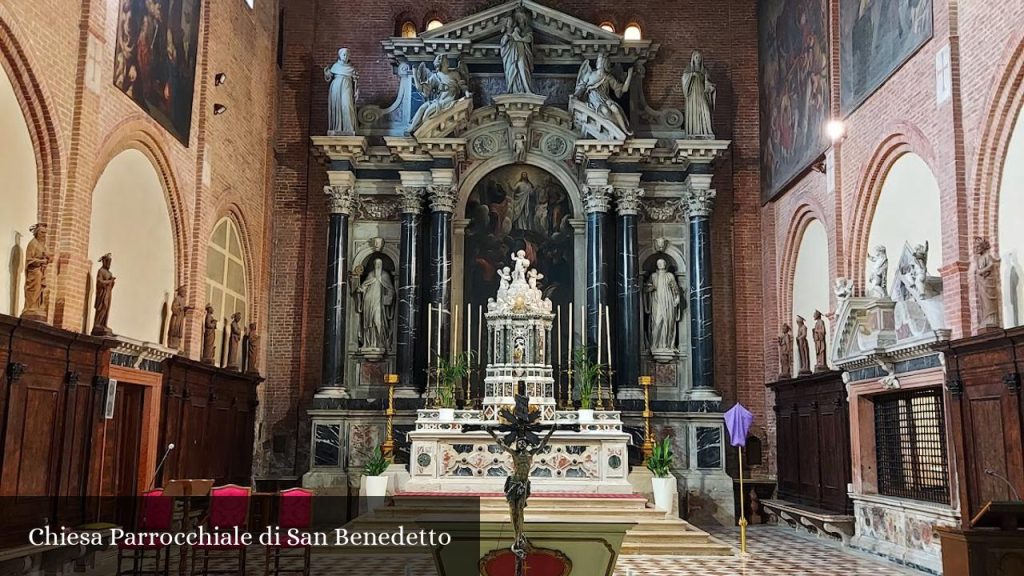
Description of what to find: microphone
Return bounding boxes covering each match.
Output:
[984,468,1022,501]
[148,443,175,492]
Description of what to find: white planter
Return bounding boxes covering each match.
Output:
[578,409,595,423]
[438,408,455,421]
[365,475,389,498]
[652,477,676,512]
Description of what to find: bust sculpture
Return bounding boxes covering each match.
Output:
[867,245,889,298]
[167,285,193,350]
[226,312,242,370]
[21,223,53,322]
[201,304,217,364]
[91,253,116,337]
[500,8,534,94]
[973,237,1001,330]
[574,53,634,135]
[325,48,359,135]
[645,259,682,361]
[681,50,716,137]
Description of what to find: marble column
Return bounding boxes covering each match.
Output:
[428,184,457,360]
[396,186,425,397]
[685,176,717,395]
[321,184,359,397]
[583,185,612,361]
[614,186,644,400]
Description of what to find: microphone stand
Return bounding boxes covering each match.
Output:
[147,443,175,492]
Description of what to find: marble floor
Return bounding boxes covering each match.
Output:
[95,525,927,575]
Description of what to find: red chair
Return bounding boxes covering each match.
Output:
[265,488,313,576]
[117,489,173,576]
[191,484,252,575]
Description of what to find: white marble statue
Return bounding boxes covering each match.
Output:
[325,48,359,135]
[500,8,534,94]
[355,259,395,353]
[493,251,552,314]
[834,277,855,300]
[408,54,470,133]
[574,53,634,135]
[645,259,682,358]
[681,50,716,137]
[867,245,889,298]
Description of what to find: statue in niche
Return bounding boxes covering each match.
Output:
[226,312,242,370]
[813,310,828,372]
[21,223,53,322]
[355,257,395,358]
[973,237,1001,330]
[681,50,716,137]
[500,8,534,94]
[645,258,682,362]
[325,48,359,135]
[574,53,634,135]
[512,132,528,163]
[867,245,889,298]
[201,304,217,364]
[91,253,116,337]
[167,285,193,350]
[408,54,470,133]
[795,315,811,375]
[778,323,793,379]
[245,322,261,375]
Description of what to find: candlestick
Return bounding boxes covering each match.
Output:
[581,304,586,348]
[567,304,573,407]
[427,304,433,361]
[605,305,614,410]
[597,305,603,365]
[453,305,460,357]
[383,373,399,462]
[640,375,654,463]
[557,305,562,404]
[477,305,483,404]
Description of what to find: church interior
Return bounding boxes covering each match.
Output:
[1,0,1023,574]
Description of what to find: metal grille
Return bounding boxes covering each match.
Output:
[874,388,950,504]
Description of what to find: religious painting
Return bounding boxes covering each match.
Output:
[758,0,831,201]
[113,0,202,145]
[841,0,933,114]
[463,165,575,313]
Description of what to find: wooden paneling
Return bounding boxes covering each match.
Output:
[769,371,852,514]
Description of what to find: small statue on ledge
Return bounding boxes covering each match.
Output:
[167,285,193,350]
[226,311,242,370]
[201,304,217,365]
[813,310,828,372]
[91,253,116,337]
[408,54,470,133]
[574,52,634,135]
[21,223,53,322]
[681,50,716,138]
[325,48,359,135]
[245,322,261,375]
[796,315,811,376]
[778,323,793,379]
[867,245,889,299]
[973,237,1001,330]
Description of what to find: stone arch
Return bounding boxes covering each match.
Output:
[789,218,831,374]
[457,152,583,217]
[207,200,261,323]
[779,203,827,323]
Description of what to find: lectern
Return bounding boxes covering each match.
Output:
[936,501,1024,575]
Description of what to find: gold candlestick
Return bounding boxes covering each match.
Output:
[383,373,399,462]
[640,375,654,463]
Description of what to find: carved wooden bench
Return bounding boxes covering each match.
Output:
[762,499,855,545]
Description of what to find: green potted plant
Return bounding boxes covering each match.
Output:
[363,445,390,503]
[646,436,676,511]
[572,349,603,422]
[436,351,472,421]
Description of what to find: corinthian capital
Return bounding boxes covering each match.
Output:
[396,186,426,214]
[582,185,613,214]
[427,185,458,213]
[685,187,716,218]
[325,185,359,215]
[614,187,645,216]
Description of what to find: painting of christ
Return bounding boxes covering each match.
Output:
[113,0,202,145]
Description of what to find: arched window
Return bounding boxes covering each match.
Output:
[400,21,417,38]
[623,24,642,40]
[426,19,444,31]
[599,21,616,33]
[206,218,247,361]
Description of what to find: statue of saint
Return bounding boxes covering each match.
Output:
[867,245,889,298]
[645,259,682,356]
[681,50,716,137]
[226,312,242,370]
[324,48,359,135]
[201,304,217,364]
[813,310,827,371]
[245,322,261,375]
[21,223,52,322]
[796,315,811,375]
[355,259,395,351]
[167,285,193,350]
[500,8,534,94]
[409,54,469,133]
[778,323,793,379]
[511,250,529,283]
[91,254,116,337]
[574,53,634,135]
[973,237,1001,329]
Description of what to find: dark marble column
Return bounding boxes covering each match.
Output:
[614,186,644,399]
[686,182,717,393]
[396,186,425,396]
[428,184,457,360]
[321,185,359,397]
[583,185,612,362]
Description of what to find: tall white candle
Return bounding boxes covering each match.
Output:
[568,304,573,364]
[453,305,460,356]
[597,306,603,364]
[466,303,471,359]
[605,305,613,370]
[581,304,587,348]
[437,305,442,361]
[427,304,433,362]
[557,305,562,369]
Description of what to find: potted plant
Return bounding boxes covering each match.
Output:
[436,351,472,421]
[363,445,390,500]
[573,349,602,422]
[647,436,676,511]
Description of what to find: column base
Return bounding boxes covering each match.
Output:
[394,386,421,399]
[315,386,350,399]
[688,387,722,402]
[616,387,645,401]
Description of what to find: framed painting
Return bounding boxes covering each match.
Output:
[113,0,202,145]
[841,0,933,115]
[758,0,831,202]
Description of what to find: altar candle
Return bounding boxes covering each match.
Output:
[453,305,460,356]
[557,305,562,369]
[597,306,603,364]
[605,305,613,370]
[568,305,573,363]
[427,304,433,361]
[581,304,587,348]
[477,305,483,365]
[466,303,471,358]
[437,305,443,360]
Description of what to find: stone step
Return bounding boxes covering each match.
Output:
[619,540,735,556]
[394,494,651,510]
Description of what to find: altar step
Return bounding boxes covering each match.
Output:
[341,493,734,557]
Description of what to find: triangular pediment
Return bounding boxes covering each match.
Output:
[422,0,620,44]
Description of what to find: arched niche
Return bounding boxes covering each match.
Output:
[999,112,1024,327]
[640,252,685,354]
[792,219,831,372]
[0,64,39,316]
[88,149,176,343]
[865,153,944,293]
[206,217,248,364]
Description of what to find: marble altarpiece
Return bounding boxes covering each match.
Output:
[304,0,735,525]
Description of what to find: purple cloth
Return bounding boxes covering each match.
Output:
[724,403,754,447]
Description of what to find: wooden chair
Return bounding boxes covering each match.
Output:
[117,489,173,576]
[191,484,252,575]
[265,488,313,576]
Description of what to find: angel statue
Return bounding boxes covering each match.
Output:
[407,53,470,133]
[573,52,634,135]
